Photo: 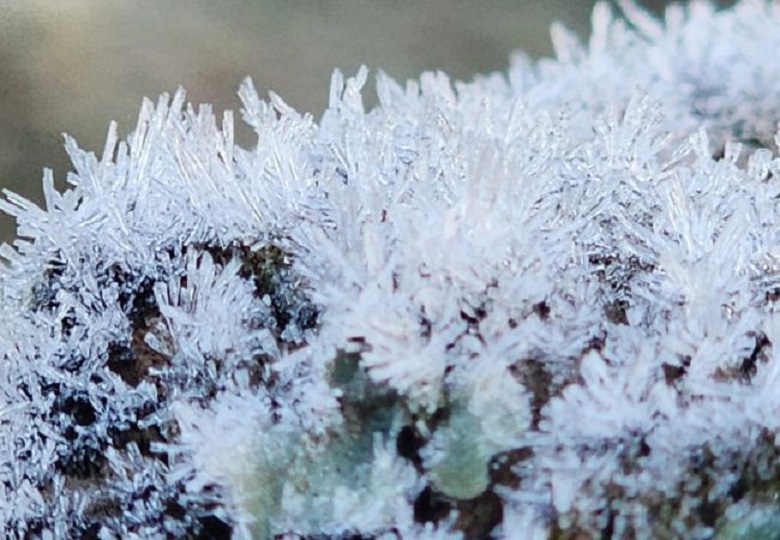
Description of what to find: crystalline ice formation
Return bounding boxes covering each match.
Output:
[2,0,780,538]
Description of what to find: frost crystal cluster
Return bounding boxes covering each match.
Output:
[3,1,780,539]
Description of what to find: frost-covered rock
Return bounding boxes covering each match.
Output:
[2,1,780,538]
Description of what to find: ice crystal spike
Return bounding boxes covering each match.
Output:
[2,1,780,538]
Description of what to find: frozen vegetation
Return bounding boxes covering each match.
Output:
[2,0,780,538]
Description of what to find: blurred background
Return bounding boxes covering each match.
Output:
[0,0,735,243]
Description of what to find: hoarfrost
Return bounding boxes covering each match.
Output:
[1,1,780,538]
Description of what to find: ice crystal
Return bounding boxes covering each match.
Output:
[2,1,780,538]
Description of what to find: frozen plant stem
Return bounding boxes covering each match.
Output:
[2,1,780,539]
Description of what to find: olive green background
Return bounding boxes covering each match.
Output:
[0,1,733,244]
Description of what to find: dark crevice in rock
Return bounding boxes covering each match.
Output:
[192,515,233,540]
[533,300,551,320]
[489,447,533,490]
[412,484,503,540]
[598,504,615,540]
[765,287,780,304]
[511,358,554,430]
[396,424,425,471]
[60,310,77,337]
[51,390,107,481]
[413,485,452,526]
[583,330,607,354]
[59,395,97,426]
[22,520,46,540]
[453,489,503,539]
[109,419,165,462]
[106,336,169,390]
[106,259,170,396]
[741,332,771,382]
[713,332,771,384]
[662,355,690,386]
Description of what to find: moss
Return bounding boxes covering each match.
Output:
[716,505,780,540]
[426,408,490,500]
[255,351,407,536]
[245,429,299,539]
[330,350,402,445]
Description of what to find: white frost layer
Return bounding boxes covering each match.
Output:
[1,1,780,538]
